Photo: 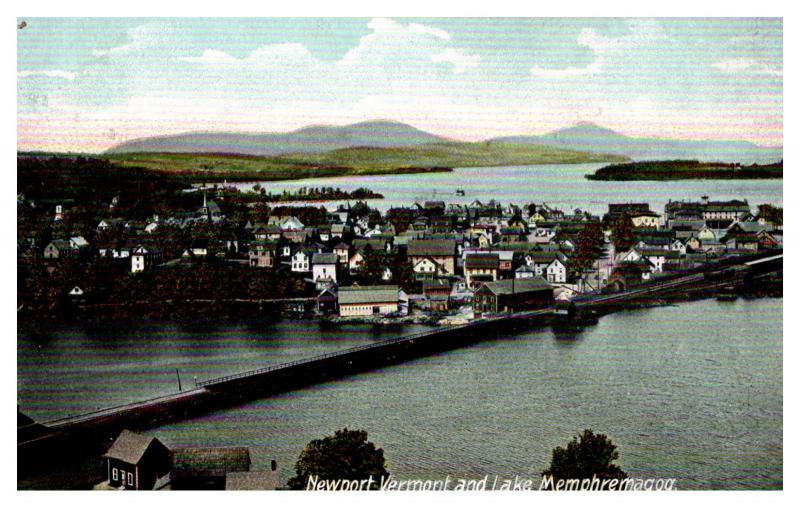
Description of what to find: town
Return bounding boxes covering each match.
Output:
[17,157,783,330]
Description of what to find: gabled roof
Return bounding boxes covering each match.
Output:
[104,430,165,465]
[312,252,338,265]
[408,239,455,257]
[338,285,399,305]
[476,277,552,296]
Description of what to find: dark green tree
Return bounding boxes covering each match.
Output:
[611,212,635,252]
[542,430,627,489]
[287,428,388,490]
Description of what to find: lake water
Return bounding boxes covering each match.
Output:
[228,163,783,214]
[18,297,779,489]
[17,321,429,423]
[154,298,781,490]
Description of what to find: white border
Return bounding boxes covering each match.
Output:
[3,2,793,507]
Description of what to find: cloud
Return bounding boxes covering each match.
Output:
[530,21,667,79]
[712,58,782,76]
[431,48,480,74]
[18,70,76,81]
[91,22,175,58]
[408,22,451,41]
[178,49,238,64]
[531,60,602,78]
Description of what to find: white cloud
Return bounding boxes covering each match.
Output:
[18,70,76,81]
[178,49,238,65]
[431,48,480,74]
[92,22,175,58]
[531,60,602,78]
[712,58,782,76]
[408,22,451,41]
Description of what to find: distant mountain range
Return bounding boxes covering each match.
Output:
[107,119,782,164]
[492,123,782,165]
[106,120,450,157]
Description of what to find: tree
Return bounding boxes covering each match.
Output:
[542,430,627,489]
[287,428,388,490]
[359,245,386,285]
[756,204,782,226]
[571,222,605,277]
[611,212,635,252]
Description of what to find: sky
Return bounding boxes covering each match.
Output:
[17,17,783,153]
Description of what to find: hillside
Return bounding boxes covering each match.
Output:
[106,120,451,156]
[493,123,783,165]
[105,142,628,182]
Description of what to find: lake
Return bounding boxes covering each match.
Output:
[227,163,783,214]
[151,298,782,490]
[18,297,780,489]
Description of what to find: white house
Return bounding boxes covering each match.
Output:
[291,250,311,273]
[545,256,568,284]
[312,253,338,288]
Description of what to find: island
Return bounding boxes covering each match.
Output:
[586,160,783,181]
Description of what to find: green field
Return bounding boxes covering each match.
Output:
[104,142,627,182]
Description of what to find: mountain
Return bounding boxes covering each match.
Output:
[106,120,451,156]
[493,122,783,165]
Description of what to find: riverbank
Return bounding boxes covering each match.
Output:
[586,160,783,181]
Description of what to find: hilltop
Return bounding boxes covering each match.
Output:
[492,123,782,165]
[106,120,451,157]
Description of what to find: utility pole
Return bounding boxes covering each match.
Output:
[176,368,182,391]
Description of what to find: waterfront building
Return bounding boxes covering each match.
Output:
[472,277,553,316]
[338,285,399,317]
[103,430,171,491]
[170,446,251,490]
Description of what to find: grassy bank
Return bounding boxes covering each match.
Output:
[586,159,783,181]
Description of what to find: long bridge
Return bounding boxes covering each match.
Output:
[18,251,782,473]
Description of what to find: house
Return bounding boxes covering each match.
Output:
[464,253,499,288]
[312,252,338,288]
[525,251,568,282]
[248,241,275,268]
[472,277,553,316]
[629,210,661,228]
[316,286,338,315]
[170,446,251,490]
[290,249,312,273]
[43,239,72,259]
[131,246,162,273]
[724,233,759,251]
[407,239,456,276]
[338,285,399,317]
[412,256,446,279]
[103,430,171,490]
[333,243,350,264]
[545,255,569,284]
[423,279,452,312]
[606,203,651,223]
[515,264,536,279]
